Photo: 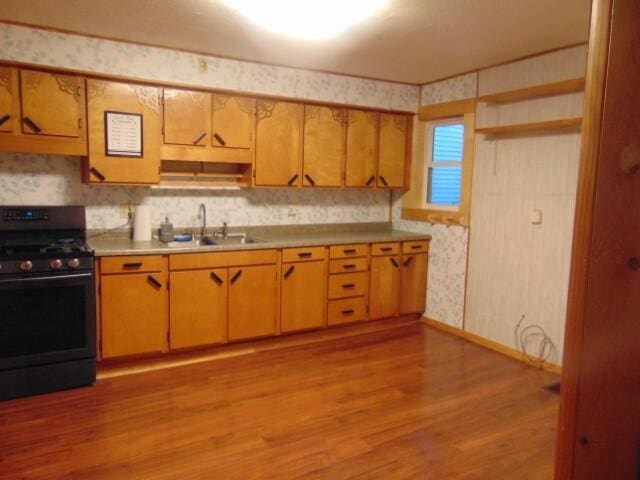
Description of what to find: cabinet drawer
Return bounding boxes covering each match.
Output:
[402,240,429,254]
[329,258,368,274]
[282,246,326,263]
[101,255,165,274]
[371,242,400,256]
[170,249,278,270]
[327,297,367,325]
[328,272,368,299]
[329,244,368,259]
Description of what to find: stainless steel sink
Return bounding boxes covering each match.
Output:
[165,233,261,248]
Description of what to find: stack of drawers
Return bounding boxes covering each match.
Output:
[327,244,369,326]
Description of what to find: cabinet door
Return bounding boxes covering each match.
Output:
[255,100,303,186]
[302,105,345,187]
[101,272,169,359]
[163,88,211,146]
[369,255,401,319]
[345,110,378,187]
[20,70,82,138]
[170,269,228,349]
[378,113,408,188]
[281,260,326,332]
[211,94,255,149]
[228,264,279,340]
[86,79,161,184]
[400,253,428,315]
[0,67,16,133]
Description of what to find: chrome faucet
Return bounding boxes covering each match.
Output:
[215,221,229,239]
[198,203,207,238]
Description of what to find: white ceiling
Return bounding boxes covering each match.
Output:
[0,0,592,84]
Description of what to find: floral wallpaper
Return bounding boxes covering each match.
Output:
[421,72,478,105]
[0,23,419,112]
[0,153,391,229]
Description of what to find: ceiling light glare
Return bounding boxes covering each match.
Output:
[221,0,389,41]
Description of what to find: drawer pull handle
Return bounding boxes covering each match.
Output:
[230,269,243,284]
[298,252,312,258]
[342,283,355,289]
[343,264,356,269]
[390,258,399,268]
[343,248,356,254]
[304,174,316,186]
[90,167,106,182]
[341,309,354,315]
[193,132,207,145]
[284,265,295,279]
[381,247,393,252]
[147,275,162,289]
[213,132,226,146]
[379,175,388,186]
[210,272,223,285]
[287,174,299,186]
[123,262,143,268]
[22,116,42,133]
[411,245,422,250]
[0,114,10,127]
[366,175,375,186]
[403,256,413,267]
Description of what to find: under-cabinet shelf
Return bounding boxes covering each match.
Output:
[477,77,585,104]
[475,118,583,136]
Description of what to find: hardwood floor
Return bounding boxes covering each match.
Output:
[0,321,559,479]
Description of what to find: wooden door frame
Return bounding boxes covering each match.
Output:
[555,0,640,477]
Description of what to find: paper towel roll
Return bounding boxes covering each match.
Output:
[133,205,152,242]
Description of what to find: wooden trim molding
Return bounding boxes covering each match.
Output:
[418,98,476,121]
[477,77,586,103]
[422,317,562,375]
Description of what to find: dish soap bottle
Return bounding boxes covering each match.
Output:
[160,217,174,243]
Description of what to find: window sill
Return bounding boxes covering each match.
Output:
[401,208,469,227]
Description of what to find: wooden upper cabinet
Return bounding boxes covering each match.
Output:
[228,264,279,340]
[169,269,228,349]
[211,94,255,150]
[281,260,327,332]
[399,252,428,315]
[345,109,378,187]
[378,113,409,188]
[163,88,211,147]
[100,271,169,359]
[369,255,401,320]
[20,70,83,138]
[0,67,16,134]
[85,79,161,184]
[254,100,303,186]
[302,105,345,187]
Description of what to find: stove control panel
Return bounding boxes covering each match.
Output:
[3,209,50,222]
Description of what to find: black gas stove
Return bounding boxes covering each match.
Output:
[0,206,96,401]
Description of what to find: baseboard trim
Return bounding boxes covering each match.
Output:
[421,317,562,375]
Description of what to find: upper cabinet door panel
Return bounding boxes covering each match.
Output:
[20,70,82,138]
[86,79,161,184]
[378,113,409,188]
[211,94,255,149]
[255,100,303,186]
[163,88,211,147]
[345,110,378,187]
[0,67,16,133]
[302,105,345,187]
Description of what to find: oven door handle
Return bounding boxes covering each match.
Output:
[0,273,93,284]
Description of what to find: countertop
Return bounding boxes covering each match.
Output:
[88,222,431,257]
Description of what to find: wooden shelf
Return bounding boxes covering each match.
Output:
[159,159,251,188]
[478,77,585,104]
[476,118,583,136]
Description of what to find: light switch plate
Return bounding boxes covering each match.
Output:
[530,209,543,224]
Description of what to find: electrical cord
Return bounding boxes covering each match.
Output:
[86,210,134,240]
[515,314,554,367]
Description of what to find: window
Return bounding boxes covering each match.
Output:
[401,98,475,226]
[426,120,464,208]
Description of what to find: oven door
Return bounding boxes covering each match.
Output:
[0,272,95,370]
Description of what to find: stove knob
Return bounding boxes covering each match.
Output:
[20,260,33,271]
[50,259,63,270]
[68,258,80,269]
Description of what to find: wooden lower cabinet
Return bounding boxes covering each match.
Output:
[281,260,327,332]
[101,271,169,359]
[400,253,428,314]
[369,255,401,319]
[169,269,228,349]
[228,264,279,340]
